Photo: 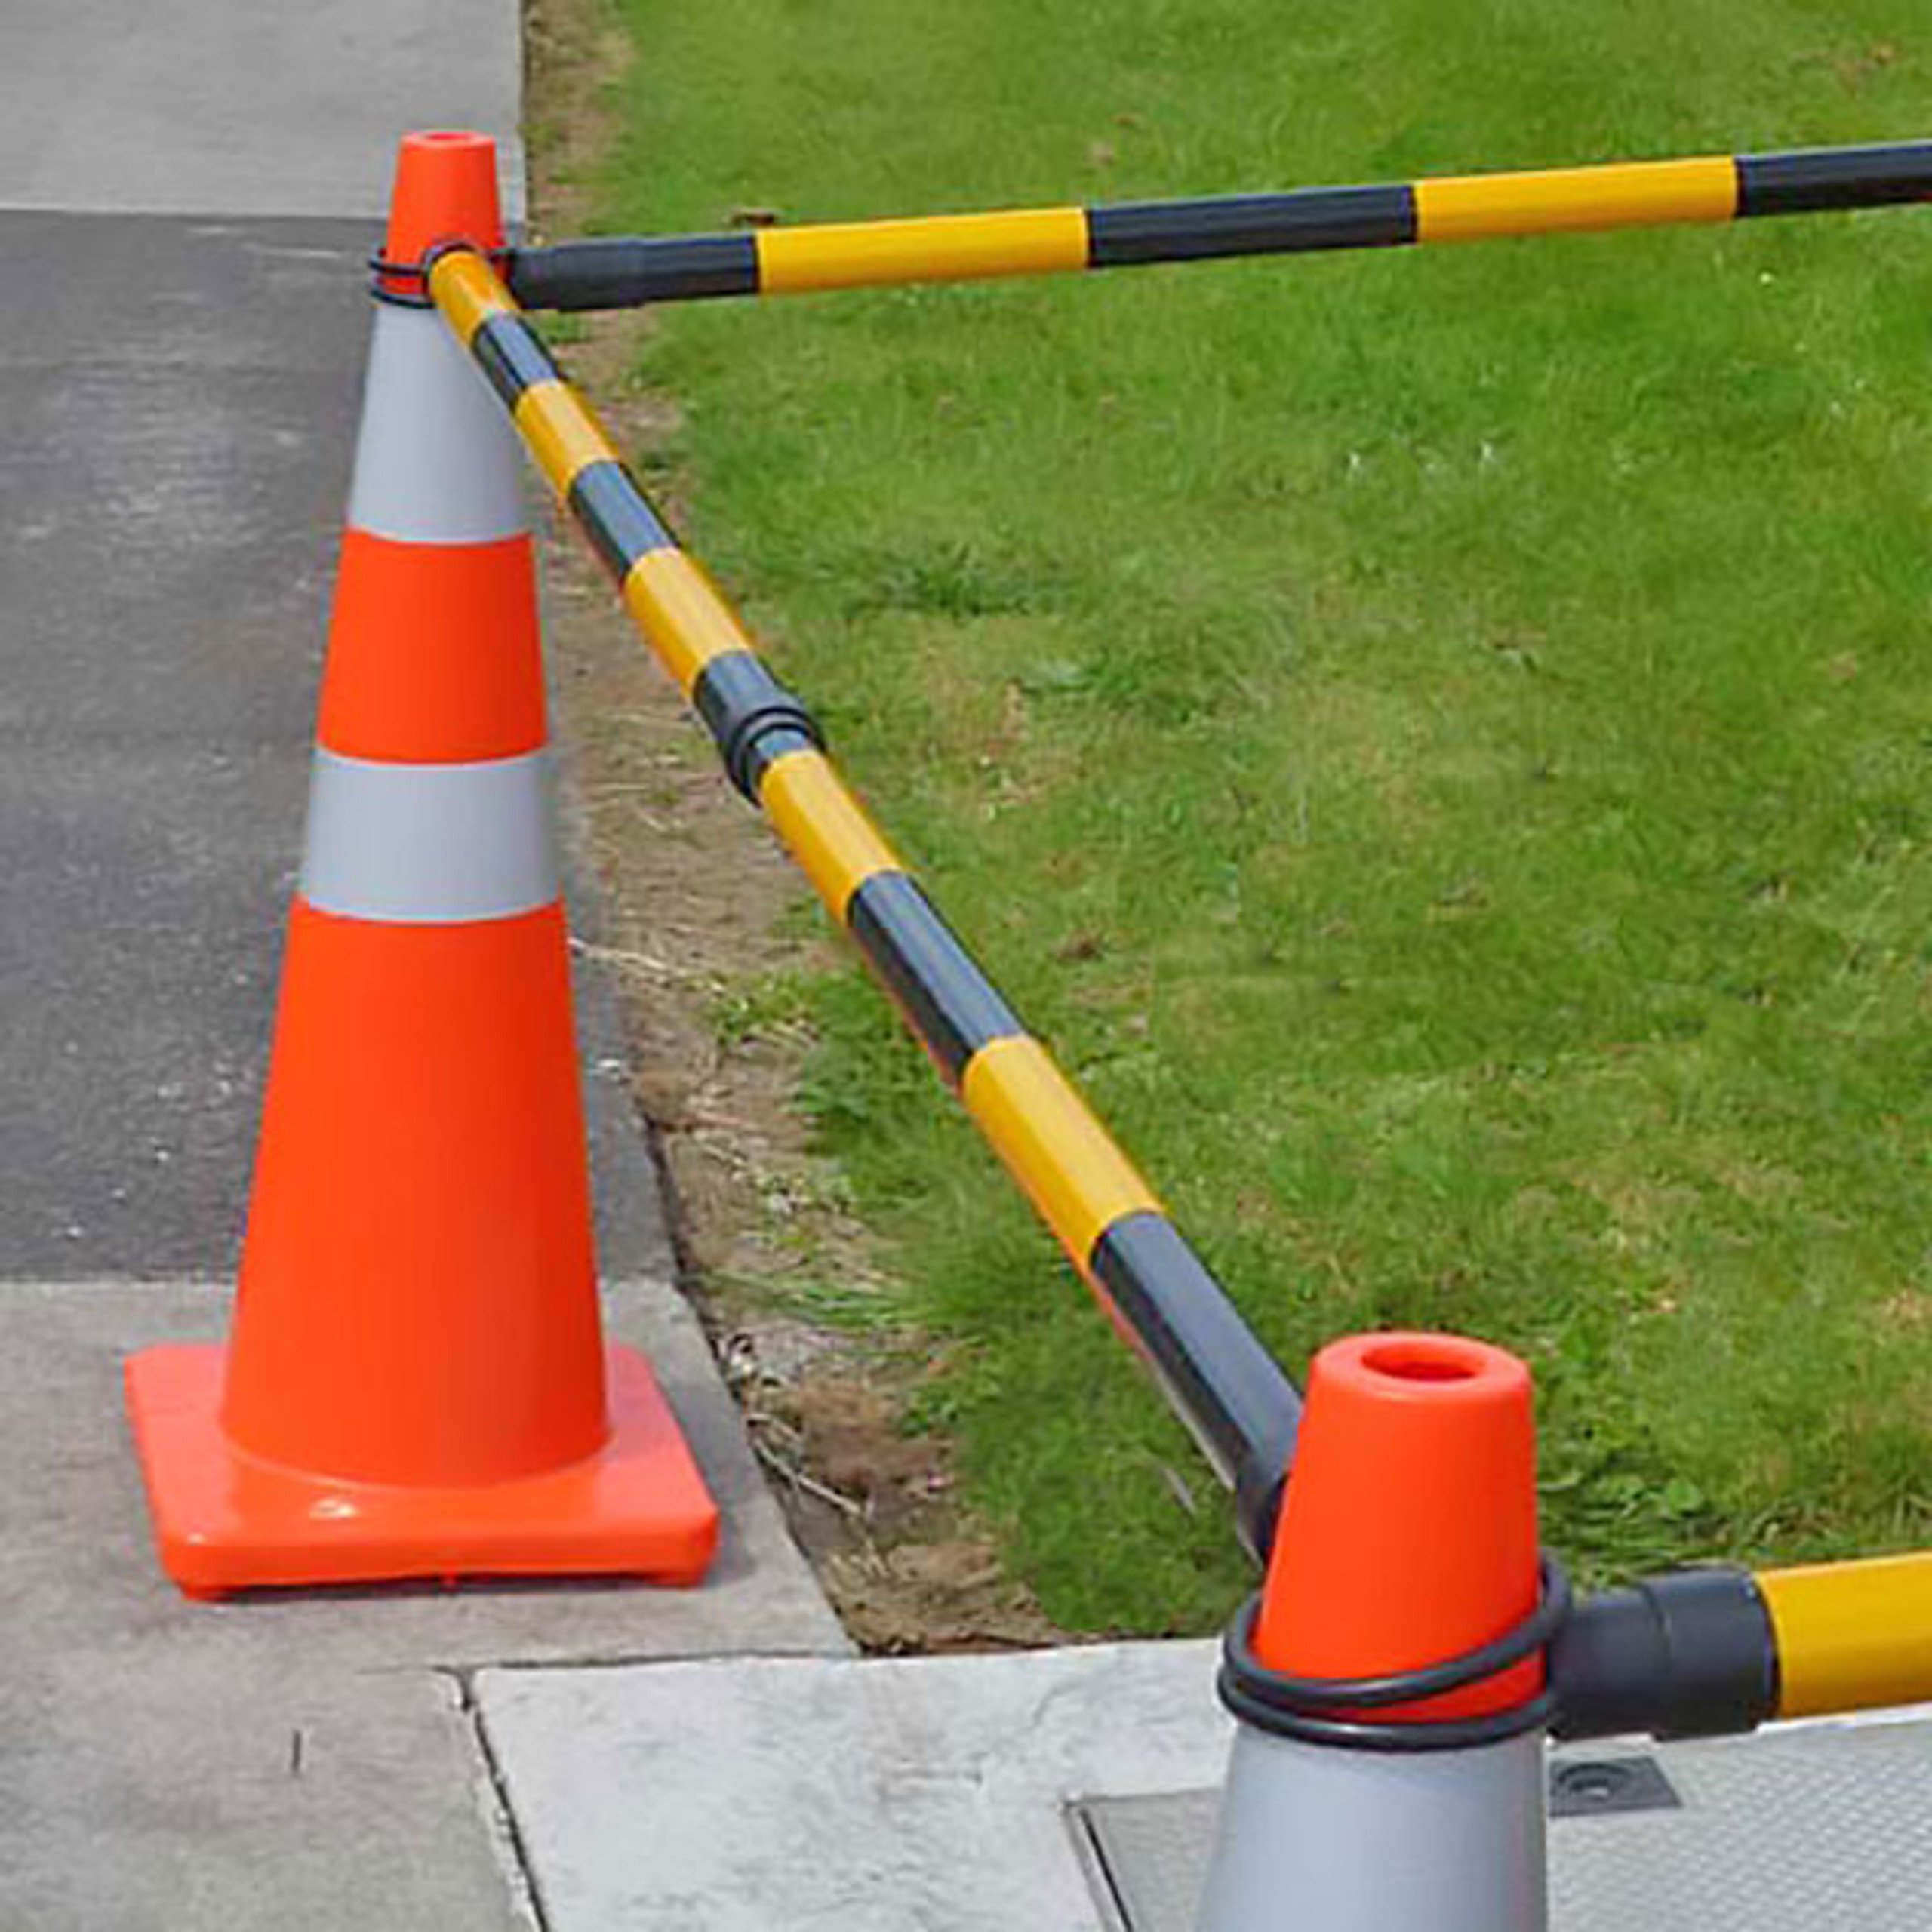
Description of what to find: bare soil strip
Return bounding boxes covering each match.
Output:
[525,0,1063,1651]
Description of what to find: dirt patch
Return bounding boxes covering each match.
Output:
[524,0,1065,1654]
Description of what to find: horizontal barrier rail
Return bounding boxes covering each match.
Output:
[428,244,1304,1560]
[503,139,1932,310]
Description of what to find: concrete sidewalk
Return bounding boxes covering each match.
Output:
[0,0,525,221]
[470,1644,1932,1930]
[1,1279,842,1928]
[0,6,846,1928]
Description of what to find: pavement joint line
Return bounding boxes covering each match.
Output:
[440,1665,553,1932]
[1069,1802,1135,1932]
[450,1642,857,1674]
[0,1272,233,1289]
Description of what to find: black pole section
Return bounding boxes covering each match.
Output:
[1091,1213,1298,1561]
[1548,1567,1779,1740]
[510,234,761,312]
[1737,141,1932,215]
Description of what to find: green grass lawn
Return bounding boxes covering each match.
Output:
[570,0,1932,1632]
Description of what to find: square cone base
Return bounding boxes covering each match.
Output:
[123,1343,720,1598]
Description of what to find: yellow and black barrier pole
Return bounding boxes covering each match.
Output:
[506,140,1932,311]
[1759,1550,1932,1718]
[427,243,1304,1561]
[424,235,1932,1742]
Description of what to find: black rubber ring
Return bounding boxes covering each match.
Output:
[368,242,513,305]
[1217,1667,1564,1752]
[1217,1552,1571,1752]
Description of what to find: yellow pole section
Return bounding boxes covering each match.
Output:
[1757,1552,1932,1718]
[1414,155,1737,242]
[756,206,1088,294]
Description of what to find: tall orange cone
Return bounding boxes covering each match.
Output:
[124,131,719,1597]
[1198,1332,1557,1930]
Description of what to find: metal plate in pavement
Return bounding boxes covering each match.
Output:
[1078,1717,1932,1930]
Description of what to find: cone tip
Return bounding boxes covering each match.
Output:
[384,128,503,268]
[1254,1328,1542,1713]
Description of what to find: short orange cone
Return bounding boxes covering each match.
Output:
[123,131,719,1597]
[1198,1332,1556,1930]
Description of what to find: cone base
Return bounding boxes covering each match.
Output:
[124,1343,719,1598]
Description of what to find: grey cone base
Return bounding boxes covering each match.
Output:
[1195,1724,1547,1931]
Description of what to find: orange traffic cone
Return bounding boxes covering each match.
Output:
[1198,1333,1555,1930]
[123,131,719,1598]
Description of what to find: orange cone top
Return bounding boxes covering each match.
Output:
[383,128,503,267]
[1254,1331,1542,1722]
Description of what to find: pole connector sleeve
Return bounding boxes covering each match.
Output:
[1548,1566,1777,1741]
[507,235,761,311]
[691,652,826,799]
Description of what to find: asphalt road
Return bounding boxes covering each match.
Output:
[1,211,361,1275]
[0,209,668,1279]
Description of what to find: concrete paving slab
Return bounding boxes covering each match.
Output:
[0,2,524,220]
[8,1663,532,1932]
[1,1278,844,1927]
[3,1280,844,1669]
[476,1644,1229,1931]
[481,1642,1932,1931]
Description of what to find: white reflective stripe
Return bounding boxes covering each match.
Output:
[345,304,528,545]
[300,749,558,923]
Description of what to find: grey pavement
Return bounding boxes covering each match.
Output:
[1,1,525,221]
[2,1278,842,1930]
[477,1646,1932,1930]
[0,208,669,1283]
[0,5,844,1928]
[0,210,361,1278]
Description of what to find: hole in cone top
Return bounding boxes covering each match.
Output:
[384,129,503,266]
[1359,1340,1484,1384]
[1254,1330,1542,1721]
